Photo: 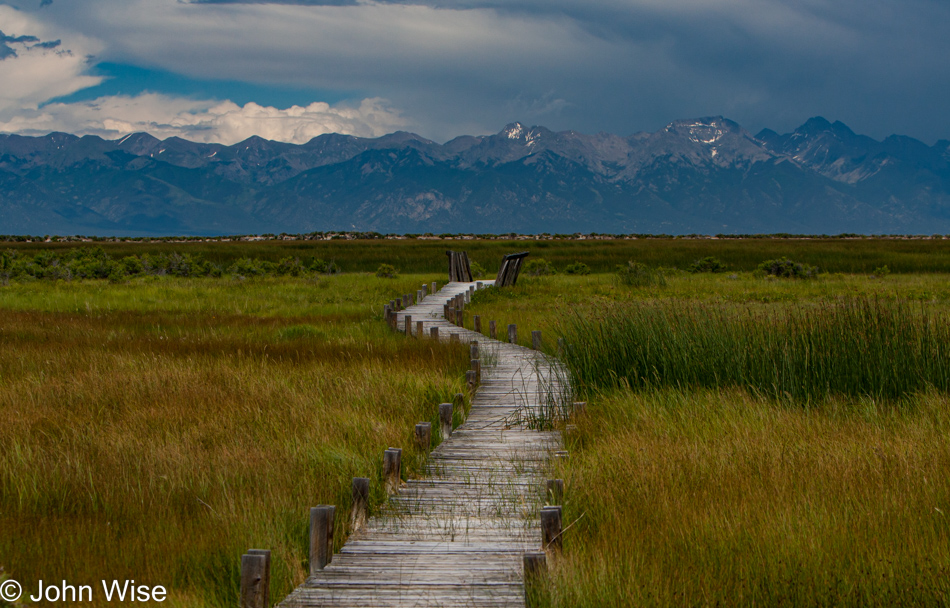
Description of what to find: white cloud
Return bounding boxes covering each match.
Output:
[0,5,103,115]
[0,93,407,143]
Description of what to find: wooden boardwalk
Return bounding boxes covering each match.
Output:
[278,281,566,608]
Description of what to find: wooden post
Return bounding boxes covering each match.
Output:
[450,333,460,344]
[404,293,412,307]
[466,370,476,392]
[471,359,481,383]
[245,550,271,608]
[415,422,432,451]
[532,330,542,351]
[489,321,497,340]
[430,326,439,340]
[422,284,427,298]
[443,304,449,319]
[545,479,564,505]
[476,281,483,289]
[447,306,455,323]
[523,552,547,608]
[240,553,267,608]
[439,402,453,439]
[473,315,481,334]
[325,505,336,564]
[309,506,332,573]
[395,297,402,311]
[431,281,438,295]
[508,324,517,344]
[383,448,402,495]
[404,315,412,336]
[416,289,423,304]
[350,477,369,532]
[470,341,479,360]
[416,321,424,337]
[541,506,563,552]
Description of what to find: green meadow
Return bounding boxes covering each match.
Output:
[3,238,950,606]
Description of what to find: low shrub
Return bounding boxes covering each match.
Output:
[564,261,591,275]
[376,263,398,278]
[616,260,666,287]
[758,257,818,278]
[470,261,486,279]
[524,259,557,276]
[688,256,727,273]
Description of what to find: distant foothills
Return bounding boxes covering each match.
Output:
[2,116,950,237]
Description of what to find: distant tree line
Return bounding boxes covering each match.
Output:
[0,247,341,282]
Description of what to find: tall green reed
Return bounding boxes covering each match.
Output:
[560,298,950,403]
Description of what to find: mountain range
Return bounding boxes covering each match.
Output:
[2,116,949,236]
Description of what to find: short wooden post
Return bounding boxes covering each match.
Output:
[404,293,412,307]
[470,341,479,360]
[476,281,483,289]
[405,315,412,336]
[508,324,517,344]
[466,370,476,392]
[541,506,563,552]
[450,333,460,344]
[523,552,547,608]
[240,553,267,608]
[473,315,482,334]
[532,330,542,351]
[416,289,423,304]
[447,306,455,323]
[431,281,438,294]
[422,284,427,298]
[489,321,497,340]
[439,402,453,439]
[415,422,432,451]
[383,448,402,495]
[443,304,450,319]
[350,477,369,532]
[416,321,424,337]
[430,326,439,340]
[309,506,332,573]
[245,550,271,608]
[471,359,481,383]
[545,479,564,505]
[395,297,402,311]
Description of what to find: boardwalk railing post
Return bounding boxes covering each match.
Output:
[383,448,402,495]
[417,289,423,304]
[240,553,267,608]
[471,359,481,384]
[351,477,369,532]
[416,321,424,337]
[473,315,481,334]
[545,479,564,505]
[541,506,563,552]
[309,506,332,573]
[246,549,271,608]
[470,341,479,360]
[532,331,542,351]
[523,552,547,608]
[508,324,517,345]
[466,370,476,392]
[430,326,439,340]
[405,315,412,336]
[439,402,453,439]
[404,293,412,307]
[489,321,497,340]
[476,281,483,289]
[395,297,402,311]
[415,422,432,451]
[431,281,438,295]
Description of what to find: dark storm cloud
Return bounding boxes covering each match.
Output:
[5,0,950,142]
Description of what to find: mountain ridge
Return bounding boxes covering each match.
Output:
[1,116,949,235]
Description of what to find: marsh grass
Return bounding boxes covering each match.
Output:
[0,275,468,606]
[560,298,950,403]
[540,388,950,607]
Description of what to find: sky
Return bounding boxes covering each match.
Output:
[0,0,948,145]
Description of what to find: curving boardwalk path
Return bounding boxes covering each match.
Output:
[278,281,567,608]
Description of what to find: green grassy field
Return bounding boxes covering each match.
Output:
[0,274,468,607]
[5,239,950,607]
[467,270,950,607]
